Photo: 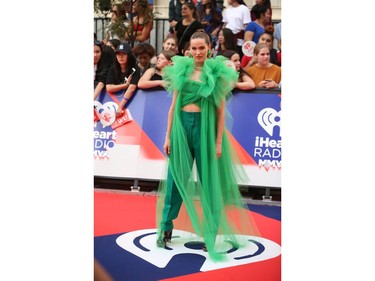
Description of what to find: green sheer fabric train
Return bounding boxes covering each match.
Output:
[156,55,261,261]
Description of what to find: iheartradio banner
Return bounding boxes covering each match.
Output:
[94,89,281,188]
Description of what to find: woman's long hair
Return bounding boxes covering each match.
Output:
[113,52,137,82]
[221,28,236,51]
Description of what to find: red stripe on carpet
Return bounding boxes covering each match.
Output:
[94,191,158,237]
[94,190,280,246]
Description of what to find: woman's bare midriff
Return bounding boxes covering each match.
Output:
[181,103,201,112]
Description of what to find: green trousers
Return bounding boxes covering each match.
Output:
[160,111,202,231]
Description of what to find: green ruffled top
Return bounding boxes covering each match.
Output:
[162,55,238,106]
[156,55,261,261]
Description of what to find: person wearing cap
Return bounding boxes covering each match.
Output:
[106,43,141,115]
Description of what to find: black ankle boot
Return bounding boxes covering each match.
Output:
[202,244,207,252]
[165,229,172,242]
[156,230,173,248]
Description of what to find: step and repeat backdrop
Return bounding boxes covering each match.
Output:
[94,88,281,188]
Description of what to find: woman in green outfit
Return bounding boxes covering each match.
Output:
[156,30,260,261]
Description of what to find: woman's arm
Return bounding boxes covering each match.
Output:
[244,30,254,42]
[216,99,225,158]
[164,91,177,156]
[106,73,134,93]
[94,82,105,100]
[106,81,130,93]
[236,73,255,90]
[115,84,137,116]
[138,68,162,89]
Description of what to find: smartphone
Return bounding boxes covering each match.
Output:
[124,68,137,83]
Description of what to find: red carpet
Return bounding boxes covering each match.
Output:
[94,191,158,236]
[94,189,281,281]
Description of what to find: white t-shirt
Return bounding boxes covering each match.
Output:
[274,22,281,40]
[222,4,251,46]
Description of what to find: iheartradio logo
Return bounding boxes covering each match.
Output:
[116,229,281,272]
[94,101,132,129]
[257,108,281,137]
[94,101,118,127]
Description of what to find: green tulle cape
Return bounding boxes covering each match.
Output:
[156,56,261,261]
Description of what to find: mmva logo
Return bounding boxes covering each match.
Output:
[116,229,281,272]
[257,108,281,137]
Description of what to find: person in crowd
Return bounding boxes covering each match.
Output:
[94,40,114,100]
[245,42,281,89]
[274,21,281,65]
[94,41,106,100]
[147,0,154,11]
[274,21,281,52]
[150,34,178,67]
[213,27,237,57]
[250,0,272,26]
[216,0,224,9]
[222,0,251,59]
[174,2,203,55]
[106,43,141,115]
[138,50,176,90]
[103,3,128,44]
[168,0,187,34]
[106,38,121,52]
[156,30,260,261]
[125,0,154,44]
[162,34,179,54]
[132,42,156,76]
[241,26,280,68]
[102,40,118,66]
[182,41,191,56]
[244,4,272,43]
[222,50,256,91]
[196,0,223,49]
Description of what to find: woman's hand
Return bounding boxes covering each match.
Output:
[164,137,171,156]
[259,80,278,88]
[216,143,222,158]
[264,80,278,89]
[116,108,123,117]
[126,73,134,85]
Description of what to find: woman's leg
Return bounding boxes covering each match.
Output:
[157,111,196,246]
[159,168,183,232]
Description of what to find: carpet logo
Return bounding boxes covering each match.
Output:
[116,229,281,272]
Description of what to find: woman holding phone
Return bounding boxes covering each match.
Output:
[244,43,281,89]
[106,43,140,116]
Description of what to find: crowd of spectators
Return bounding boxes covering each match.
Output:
[94,0,282,109]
